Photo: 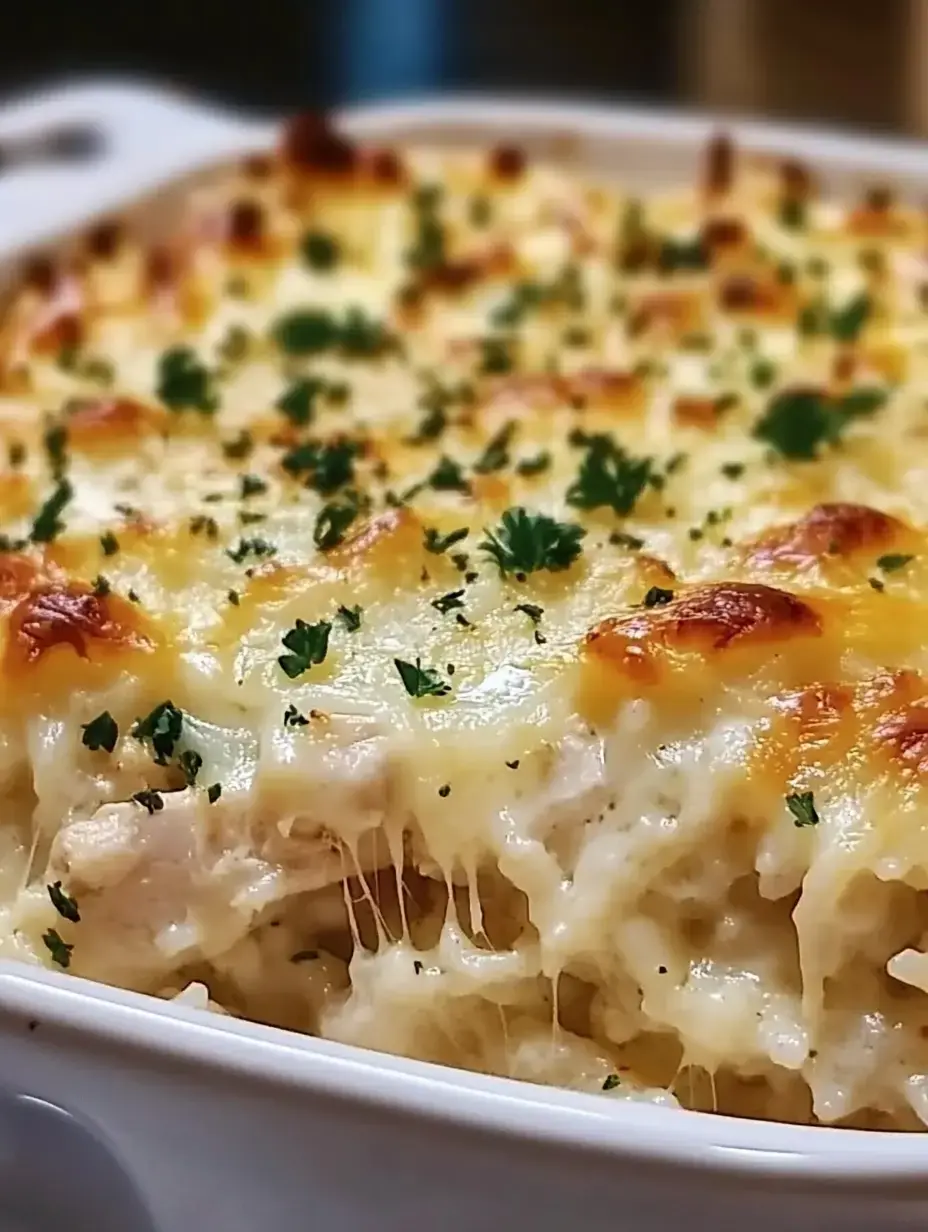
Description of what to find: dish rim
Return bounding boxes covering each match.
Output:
[4,89,928,1187]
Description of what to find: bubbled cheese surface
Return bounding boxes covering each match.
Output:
[2,122,928,1127]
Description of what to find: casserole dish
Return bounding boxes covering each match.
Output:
[1,80,928,1231]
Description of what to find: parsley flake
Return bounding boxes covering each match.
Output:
[428,455,470,492]
[566,434,653,517]
[514,602,544,625]
[786,791,820,828]
[131,701,183,765]
[516,450,552,477]
[474,422,515,474]
[643,586,674,608]
[480,507,585,575]
[42,929,73,969]
[271,309,338,356]
[602,1074,621,1091]
[222,430,254,460]
[132,789,165,815]
[240,473,268,499]
[30,479,72,543]
[300,230,341,272]
[314,497,360,551]
[276,377,322,427]
[47,881,80,923]
[157,346,218,413]
[283,704,309,728]
[100,530,119,556]
[178,749,203,786]
[754,386,887,460]
[336,603,362,632]
[81,711,118,754]
[226,537,276,564]
[424,526,469,554]
[207,783,222,804]
[432,589,465,614]
[394,657,452,698]
[278,619,331,678]
[877,553,915,573]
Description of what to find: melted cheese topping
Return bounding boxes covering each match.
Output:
[3,119,928,1127]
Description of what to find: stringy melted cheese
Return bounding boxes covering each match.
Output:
[2,121,928,1126]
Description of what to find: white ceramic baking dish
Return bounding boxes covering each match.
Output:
[2,81,928,1232]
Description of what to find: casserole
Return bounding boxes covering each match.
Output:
[1,80,928,1230]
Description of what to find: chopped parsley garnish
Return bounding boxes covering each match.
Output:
[840,386,888,419]
[610,531,644,550]
[44,423,67,478]
[178,749,203,786]
[749,358,776,390]
[424,526,469,554]
[470,195,492,227]
[222,430,254,460]
[282,438,359,493]
[314,496,360,550]
[207,783,222,804]
[190,515,219,539]
[406,403,446,444]
[300,230,341,272]
[226,536,276,563]
[438,784,451,798]
[339,307,391,358]
[474,421,515,474]
[830,292,871,343]
[566,434,653,517]
[394,657,452,698]
[480,337,514,375]
[228,589,241,606]
[778,198,806,230]
[278,619,332,678]
[514,602,544,625]
[47,881,80,923]
[240,473,268,499]
[131,701,183,765]
[753,386,888,460]
[431,589,465,614]
[406,184,446,271]
[276,377,322,427]
[643,586,674,608]
[8,441,25,468]
[157,346,218,413]
[786,791,820,828]
[481,508,585,576]
[336,603,362,632]
[877,553,914,573]
[721,462,745,480]
[429,456,470,492]
[30,479,72,543]
[602,1074,621,1091]
[216,324,251,365]
[92,574,111,597]
[271,309,338,355]
[42,929,73,969]
[132,789,165,815]
[658,236,707,273]
[869,576,885,593]
[283,704,309,727]
[81,711,118,754]
[100,530,120,556]
[516,451,551,477]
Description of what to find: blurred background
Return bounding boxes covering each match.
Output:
[0,0,924,135]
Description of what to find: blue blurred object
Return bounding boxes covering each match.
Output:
[335,0,443,101]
